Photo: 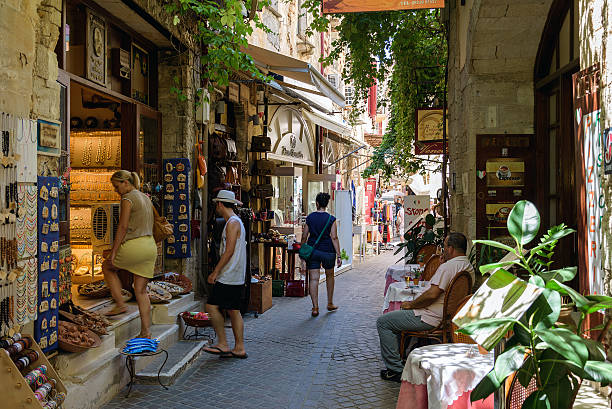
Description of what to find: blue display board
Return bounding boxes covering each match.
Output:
[35,176,60,353]
[163,158,191,258]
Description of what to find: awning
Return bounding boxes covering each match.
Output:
[303,108,351,137]
[244,44,345,107]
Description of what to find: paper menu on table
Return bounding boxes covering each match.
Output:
[452,269,543,351]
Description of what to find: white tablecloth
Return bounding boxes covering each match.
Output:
[382,281,429,312]
[385,264,421,282]
[401,343,494,409]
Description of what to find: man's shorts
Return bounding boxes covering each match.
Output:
[207,282,244,310]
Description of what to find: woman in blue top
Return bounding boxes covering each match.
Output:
[300,192,342,317]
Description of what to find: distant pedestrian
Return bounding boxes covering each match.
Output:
[300,192,342,317]
[102,171,157,339]
[204,190,248,359]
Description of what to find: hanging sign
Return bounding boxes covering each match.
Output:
[403,195,430,232]
[323,0,444,14]
[485,158,525,187]
[573,63,604,296]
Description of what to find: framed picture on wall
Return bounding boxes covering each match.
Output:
[132,44,149,104]
[37,119,61,156]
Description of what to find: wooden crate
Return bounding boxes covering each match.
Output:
[0,335,67,408]
[248,280,272,314]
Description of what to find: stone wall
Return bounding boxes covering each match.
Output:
[157,49,200,285]
[0,0,61,121]
[447,0,553,239]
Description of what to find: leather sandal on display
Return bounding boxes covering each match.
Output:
[311,307,319,317]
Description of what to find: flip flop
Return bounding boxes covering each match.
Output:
[204,346,230,355]
[220,351,248,359]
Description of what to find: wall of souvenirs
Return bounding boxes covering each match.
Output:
[163,158,191,258]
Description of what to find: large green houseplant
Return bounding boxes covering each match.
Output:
[458,200,612,409]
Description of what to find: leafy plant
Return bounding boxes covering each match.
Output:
[394,214,443,263]
[164,0,271,100]
[458,200,612,408]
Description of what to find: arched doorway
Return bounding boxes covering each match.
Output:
[534,0,579,270]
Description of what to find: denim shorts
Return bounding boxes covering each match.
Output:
[307,249,336,270]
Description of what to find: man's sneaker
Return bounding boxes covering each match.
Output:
[380,369,402,383]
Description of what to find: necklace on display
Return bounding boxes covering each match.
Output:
[106,138,112,160]
[82,139,92,166]
[95,138,103,164]
[115,138,121,166]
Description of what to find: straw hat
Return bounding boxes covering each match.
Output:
[212,190,243,206]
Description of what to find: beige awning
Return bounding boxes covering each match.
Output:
[244,44,345,107]
[303,108,351,137]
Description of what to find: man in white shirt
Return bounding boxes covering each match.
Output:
[204,190,248,359]
[377,232,473,382]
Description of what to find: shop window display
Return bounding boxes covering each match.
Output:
[270,173,302,229]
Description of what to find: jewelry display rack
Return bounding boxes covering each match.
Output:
[0,335,67,408]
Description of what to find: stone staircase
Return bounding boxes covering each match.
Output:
[51,293,204,409]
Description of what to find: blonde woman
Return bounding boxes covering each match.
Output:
[102,170,157,339]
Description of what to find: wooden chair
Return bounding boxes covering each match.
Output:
[400,270,473,359]
[422,254,441,281]
[451,295,476,344]
[416,244,437,265]
[505,374,537,409]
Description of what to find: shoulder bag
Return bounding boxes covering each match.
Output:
[152,206,174,243]
[299,214,333,261]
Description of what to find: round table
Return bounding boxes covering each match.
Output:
[396,343,494,409]
[383,281,429,313]
[385,264,421,295]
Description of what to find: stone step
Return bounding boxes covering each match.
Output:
[135,340,207,386]
[53,331,116,377]
[132,324,180,372]
[152,293,203,325]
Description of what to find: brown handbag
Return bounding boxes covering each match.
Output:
[152,206,174,243]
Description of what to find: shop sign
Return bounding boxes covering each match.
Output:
[37,119,61,157]
[485,203,514,226]
[573,63,604,295]
[229,83,240,103]
[323,0,444,14]
[404,195,429,232]
[132,44,149,104]
[485,158,525,187]
[415,109,447,142]
[414,140,447,155]
[86,9,106,86]
[364,179,377,224]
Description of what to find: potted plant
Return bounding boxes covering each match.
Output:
[457,200,612,408]
[395,214,444,264]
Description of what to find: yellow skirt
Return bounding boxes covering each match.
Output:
[113,236,157,279]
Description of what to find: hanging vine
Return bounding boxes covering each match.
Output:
[299,3,447,178]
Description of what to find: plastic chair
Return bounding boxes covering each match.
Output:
[422,254,441,281]
[451,295,476,344]
[400,270,473,359]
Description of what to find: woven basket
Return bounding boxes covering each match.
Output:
[160,273,192,294]
[58,321,102,352]
[78,282,111,298]
[180,311,212,328]
[147,283,172,303]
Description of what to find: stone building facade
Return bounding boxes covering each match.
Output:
[447,0,612,382]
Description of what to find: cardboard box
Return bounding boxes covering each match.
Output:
[249,280,272,313]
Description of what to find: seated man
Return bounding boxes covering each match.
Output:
[377,232,473,382]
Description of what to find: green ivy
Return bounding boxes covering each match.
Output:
[299,3,446,179]
[165,0,272,99]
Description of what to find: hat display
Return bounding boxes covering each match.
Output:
[212,189,242,206]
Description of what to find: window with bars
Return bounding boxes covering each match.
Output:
[327,74,338,89]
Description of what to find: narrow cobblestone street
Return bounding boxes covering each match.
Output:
[103,253,400,409]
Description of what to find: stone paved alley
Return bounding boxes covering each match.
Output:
[103,253,400,409]
[102,252,608,409]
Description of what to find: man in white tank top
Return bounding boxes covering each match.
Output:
[204,190,248,359]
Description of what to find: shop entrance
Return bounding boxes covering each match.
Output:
[68,80,162,308]
[534,0,579,273]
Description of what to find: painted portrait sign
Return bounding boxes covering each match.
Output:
[323,0,444,14]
